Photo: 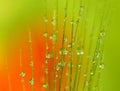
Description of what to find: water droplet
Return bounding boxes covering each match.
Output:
[46,53,51,59]
[19,71,25,77]
[29,61,34,67]
[70,20,74,25]
[55,74,58,78]
[90,72,94,76]
[50,33,57,41]
[46,46,49,50]
[43,32,48,38]
[68,42,74,48]
[45,68,48,74]
[80,6,84,12]
[59,47,68,56]
[58,59,66,67]
[100,31,106,37]
[92,60,96,64]
[29,78,34,85]
[99,64,105,70]
[43,83,48,88]
[63,36,68,42]
[95,51,100,58]
[78,64,82,68]
[45,59,48,64]
[83,73,87,77]
[77,49,84,55]
[54,65,60,71]
[51,19,56,26]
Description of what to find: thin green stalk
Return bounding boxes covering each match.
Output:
[50,0,59,91]
[59,0,68,91]
[82,8,97,91]
[29,30,35,91]
[19,49,26,91]
[72,0,85,90]
[69,0,75,91]
[75,1,87,91]
[43,0,49,91]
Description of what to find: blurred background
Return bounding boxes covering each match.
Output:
[0,0,120,91]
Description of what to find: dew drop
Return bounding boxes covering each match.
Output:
[19,71,25,77]
[29,78,34,85]
[77,49,84,55]
[46,46,49,50]
[43,83,48,88]
[58,59,66,67]
[92,60,96,64]
[78,64,82,68]
[70,20,74,25]
[80,6,84,12]
[95,51,100,58]
[83,73,87,77]
[59,47,68,56]
[50,33,57,41]
[29,61,34,67]
[99,64,105,70]
[45,59,48,64]
[46,53,51,59]
[63,36,68,42]
[43,32,48,38]
[45,68,48,74]
[90,72,94,76]
[100,31,106,37]
[51,19,56,26]
[68,42,74,48]
[54,65,60,71]
[55,74,58,78]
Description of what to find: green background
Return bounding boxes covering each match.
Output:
[100,0,120,91]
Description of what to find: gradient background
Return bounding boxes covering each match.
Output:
[0,0,120,91]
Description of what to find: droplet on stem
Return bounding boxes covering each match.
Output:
[29,78,34,85]
[51,19,56,26]
[29,61,34,67]
[19,71,25,77]
[59,47,68,56]
[43,83,48,88]
[99,64,105,70]
[50,32,57,41]
[77,49,84,55]
[46,53,51,59]
[58,59,66,67]
[43,32,48,38]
